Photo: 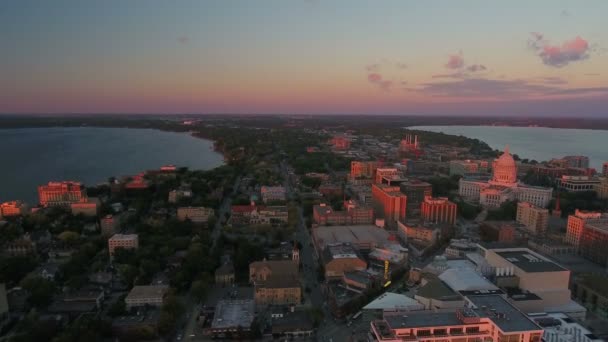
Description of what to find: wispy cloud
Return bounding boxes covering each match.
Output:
[407,77,608,99]
[528,33,591,67]
[445,53,464,69]
[367,73,393,91]
[433,55,487,79]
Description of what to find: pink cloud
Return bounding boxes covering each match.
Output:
[445,53,464,69]
[528,33,590,67]
[368,73,382,82]
[367,73,392,91]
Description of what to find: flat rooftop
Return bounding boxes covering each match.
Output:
[126,285,169,300]
[211,299,255,329]
[469,295,541,333]
[313,225,391,250]
[385,311,463,329]
[495,250,566,273]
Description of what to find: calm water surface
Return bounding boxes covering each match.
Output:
[0,127,223,203]
[411,125,608,170]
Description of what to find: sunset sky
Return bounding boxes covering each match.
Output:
[1,1,607,116]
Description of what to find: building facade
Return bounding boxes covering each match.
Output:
[459,146,552,208]
[516,202,549,236]
[370,295,543,342]
[372,184,407,229]
[313,201,373,226]
[400,180,433,218]
[108,234,139,257]
[125,285,169,309]
[0,201,27,217]
[558,176,600,192]
[38,181,87,207]
[254,277,301,306]
[177,206,214,224]
[480,222,515,243]
[449,159,490,176]
[421,196,457,226]
[350,161,382,180]
[565,210,608,249]
[260,186,286,203]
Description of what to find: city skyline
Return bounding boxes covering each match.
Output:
[1,1,607,116]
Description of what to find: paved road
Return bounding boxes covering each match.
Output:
[280,159,355,342]
[182,174,241,341]
[211,175,242,250]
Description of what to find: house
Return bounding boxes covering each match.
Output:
[125,285,169,309]
[249,260,298,283]
[215,262,235,287]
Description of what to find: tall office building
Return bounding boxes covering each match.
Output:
[400,180,432,218]
[371,184,407,228]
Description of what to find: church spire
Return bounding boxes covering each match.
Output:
[504,144,510,155]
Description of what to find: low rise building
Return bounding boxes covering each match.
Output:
[572,273,608,319]
[260,186,286,203]
[313,201,373,226]
[125,285,169,309]
[449,159,490,176]
[230,204,288,227]
[168,187,192,203]
[595,177,608,199]
[397,221,449,247]
[108,234,139,257]
[177,206,214,224]
[4,235,36,256]
[371,294,543,342]
[215,262,235,287]
[516,202,549,235]
[532,312,604,342]
[558,175,600,192]
[322,243,367,279]
[209,300,255,339]
[100,214,122,237]
[481,247,585,318]
[70,198,100,217]
[254,276,301,306]
[0,201,27,217]
[342,270,377,293]
[480,221,516,243]
[249,259,298,283]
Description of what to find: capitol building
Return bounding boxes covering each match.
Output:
[459,146,553,208]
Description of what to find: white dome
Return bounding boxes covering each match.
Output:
[492,145,517,184]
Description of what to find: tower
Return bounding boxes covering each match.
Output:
[552,192,562,218]
[292,243,300,264]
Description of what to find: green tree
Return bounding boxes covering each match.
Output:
[107,295,127,317]
[20,276,56,308]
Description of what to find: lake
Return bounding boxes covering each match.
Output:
[0,127,224,203]
[410,125,608,170]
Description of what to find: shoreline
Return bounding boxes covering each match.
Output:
[410,125,607,170]
[404,123,608,132]
[0,127,226,205]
